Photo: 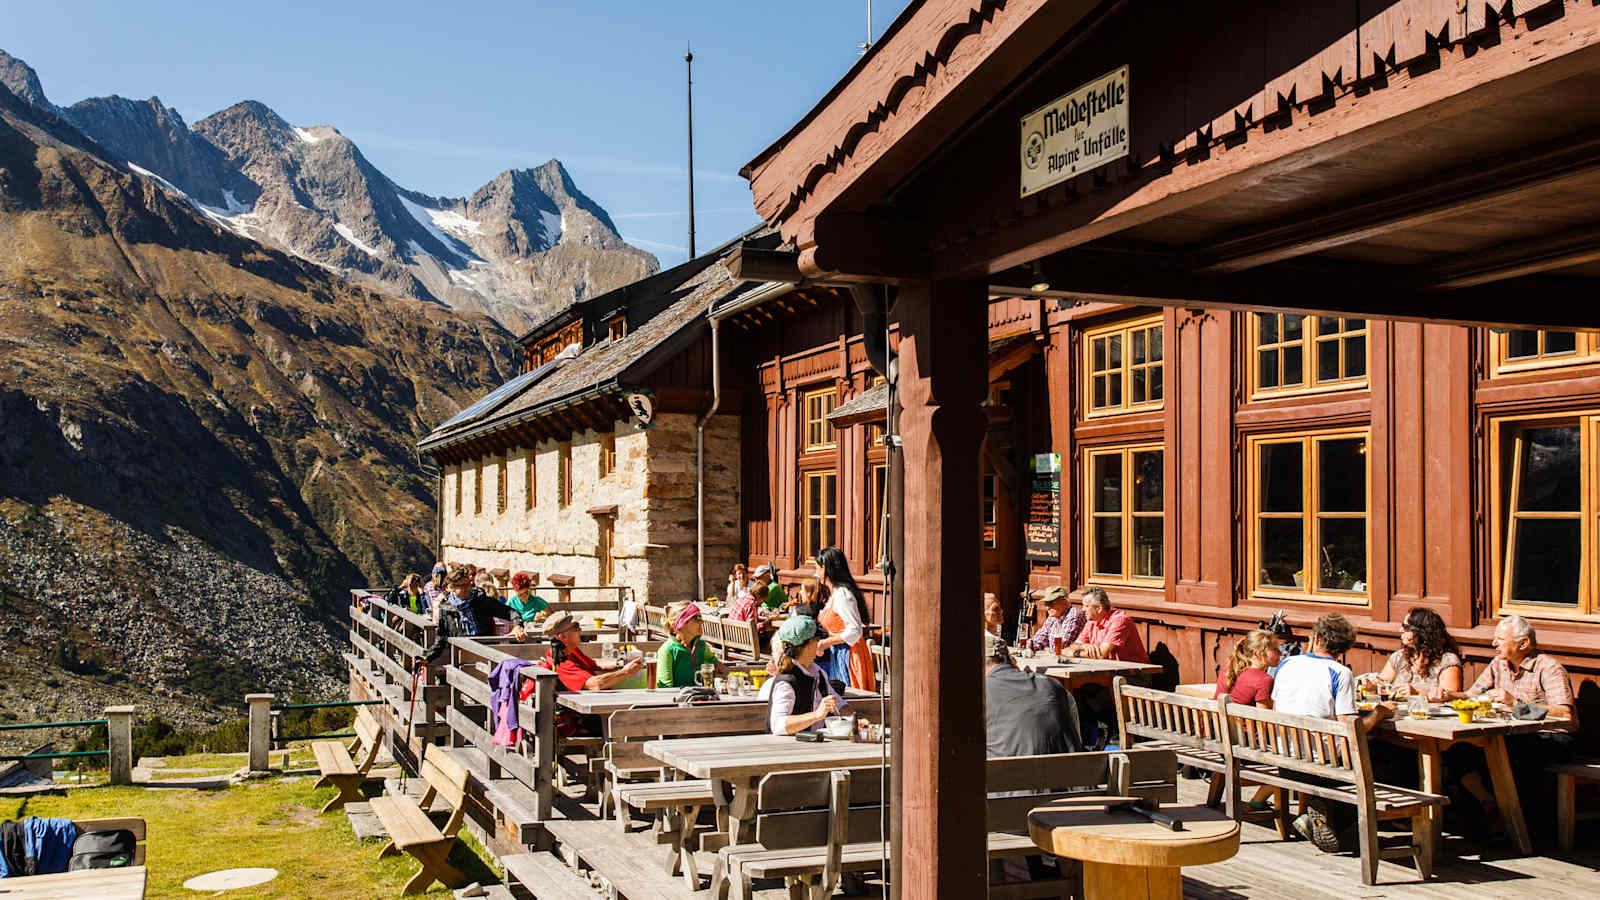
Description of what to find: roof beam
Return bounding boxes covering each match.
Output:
[726,246,802,283]
[1194,129,1600,274]
[1424,222,1600,289]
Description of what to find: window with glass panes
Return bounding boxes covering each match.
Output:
[867,462,889,564]
[1495,416,1598,615]
[1248,430,1369,601]
[1085,446,1164,584]
[801,469,838,561]
[600,433,616,478]
[524,453,536,510]
[982,474,999,549]
[1252,314,1367,397]
[802,388,838,450]
[1491,329,1600,375]
[1085,316,1163,416]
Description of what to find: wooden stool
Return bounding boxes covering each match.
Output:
[1027,795,1239,900]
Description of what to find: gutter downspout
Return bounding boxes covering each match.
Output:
[696,281,799,601]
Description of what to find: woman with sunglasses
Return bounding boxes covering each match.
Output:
[1377,607,1462,701]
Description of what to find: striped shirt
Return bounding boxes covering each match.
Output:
[1467,652,1575,710]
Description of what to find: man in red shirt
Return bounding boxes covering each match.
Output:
[541,613,642,692]
[1068,587,1149,663]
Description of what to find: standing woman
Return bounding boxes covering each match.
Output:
[813,546,876,692]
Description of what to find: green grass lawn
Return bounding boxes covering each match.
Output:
[1,777,501,898]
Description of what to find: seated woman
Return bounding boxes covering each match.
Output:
[1378,607,1462,700]
[726,562,750,602]
[763,616,851,735]
[504,572,549,629]
[385,573,429,617]
[656,602,726,687]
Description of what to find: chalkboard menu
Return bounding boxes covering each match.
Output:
[1025,453,1061,561]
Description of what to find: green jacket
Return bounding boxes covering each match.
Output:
[656,637,716,688]
[760,581,787,610]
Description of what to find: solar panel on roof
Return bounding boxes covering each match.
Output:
[434,361,554,431]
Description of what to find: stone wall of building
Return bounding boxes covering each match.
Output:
[438,412,740,606]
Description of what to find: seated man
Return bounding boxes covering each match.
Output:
[1271,613,1396,853]
[984,632,1083,757]
[1027,586,1086,653]
[1442,614,1576,830]
[1067,587,1148,663]
[536,613,644,737]
[983,593,1005,638]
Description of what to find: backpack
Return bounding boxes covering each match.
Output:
[67,829,136,870]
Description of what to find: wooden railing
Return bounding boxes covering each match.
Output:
[346,591,449,747]
[443,636,559,821]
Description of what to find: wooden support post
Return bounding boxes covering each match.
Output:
[532,668,557,820]
[104,705,135,786]
[246,693,275,773]
[895,279,989,898]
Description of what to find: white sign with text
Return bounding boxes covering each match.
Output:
[1020,66,1130,197]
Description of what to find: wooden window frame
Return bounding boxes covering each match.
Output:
[1083,444,1165,587]
[608,315,627,342]
[1083,314,1164,418]
[600,433,616,479]
[453,465,462,516]
[1245,428,1372,605]
[1489,412,1598,621]
[865,461,890,567]
[982,473,999,550]
[1248,313,1369,400]
[1489,329,1600,377]
[801,387,838,452]
[473,460,484,516]
[525,452,536,511]
[496,455,508,514]
[596,514,615,585]
[558,443,572,509]
[799,467,839,563]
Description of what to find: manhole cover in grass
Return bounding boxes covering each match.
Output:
[183,867,279,891]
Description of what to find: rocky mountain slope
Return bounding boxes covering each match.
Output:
[0,49,657,334]
[0,72,516,732]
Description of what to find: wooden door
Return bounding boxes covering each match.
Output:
[596,515,615,585]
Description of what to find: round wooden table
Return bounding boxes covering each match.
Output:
[1027,796,1239,900]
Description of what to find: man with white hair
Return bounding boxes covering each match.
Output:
[1444,614,1577,837]
[1449,615,1575,721]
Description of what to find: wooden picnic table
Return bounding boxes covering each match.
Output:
[1376,706,1576,857]
[1016,653,1164,691]
[0,866,147,898]
[1028,796,1237,900]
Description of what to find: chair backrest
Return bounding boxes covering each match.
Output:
[644,605,667,639]
[74,817,146,867]
[1222,698,1364,786]
[701,617,726,651]
[1113,676,1227,754]
[752,748,1177,849]
[420,746,474,810]
[606,703,771,770]
[720,618,760,660]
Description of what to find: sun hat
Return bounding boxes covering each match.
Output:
[1040,586,1071,605]
[775,615,820,648]
[542,613,580,638]
[752,563,776,579]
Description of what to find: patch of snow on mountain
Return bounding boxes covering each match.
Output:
[127,162,187,197]
[220,190,250,214]
[426,206,483,238]
[405,238,432,260]
[294,126,323,144]
[397,193,470,262]
[540,208,563,249]
[334,223,380,257]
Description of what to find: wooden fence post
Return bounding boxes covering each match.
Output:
[246,693,275,772]
[533,668,556,820]
[104,706,135,786]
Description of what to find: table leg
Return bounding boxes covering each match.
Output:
[710,780,756,900]
[1082,860,1182,900]
[1416,738,1443,860]
[1483,735,1533,855]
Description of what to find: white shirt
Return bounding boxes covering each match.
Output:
[726,578,749,601]
[825,585,865,647]
[1270,653,1356,719]
[761,661,848,734]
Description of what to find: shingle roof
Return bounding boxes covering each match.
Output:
[827,382,889,426]
[418,261,750,454]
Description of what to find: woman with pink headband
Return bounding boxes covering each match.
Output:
[655,601,727,688]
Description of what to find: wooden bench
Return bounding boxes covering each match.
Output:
[718,618,760,661]
[608,703,773,889]
[500,850,596,899]
[1553,758,1600,852]
[369,749,475,894]
[1114,677,1447,885]
[312,707,384,813]
[644,605,667,639]
[716,748,1176,900]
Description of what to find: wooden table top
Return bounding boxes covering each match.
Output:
[1377,708,1577,742]
[643,733,890,780]
[1017,654,1164,676]
[1027,796,1239,867]
[559,687,878,717]
[0,866,147,898]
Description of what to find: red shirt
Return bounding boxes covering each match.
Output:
[543,646,600,693]
[1077,609,1149,663]
[1215,667,1274,706]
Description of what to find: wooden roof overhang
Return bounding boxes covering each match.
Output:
[426,389,633,468]
[745,0,1600,329]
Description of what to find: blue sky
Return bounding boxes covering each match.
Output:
[7,0,910,266]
